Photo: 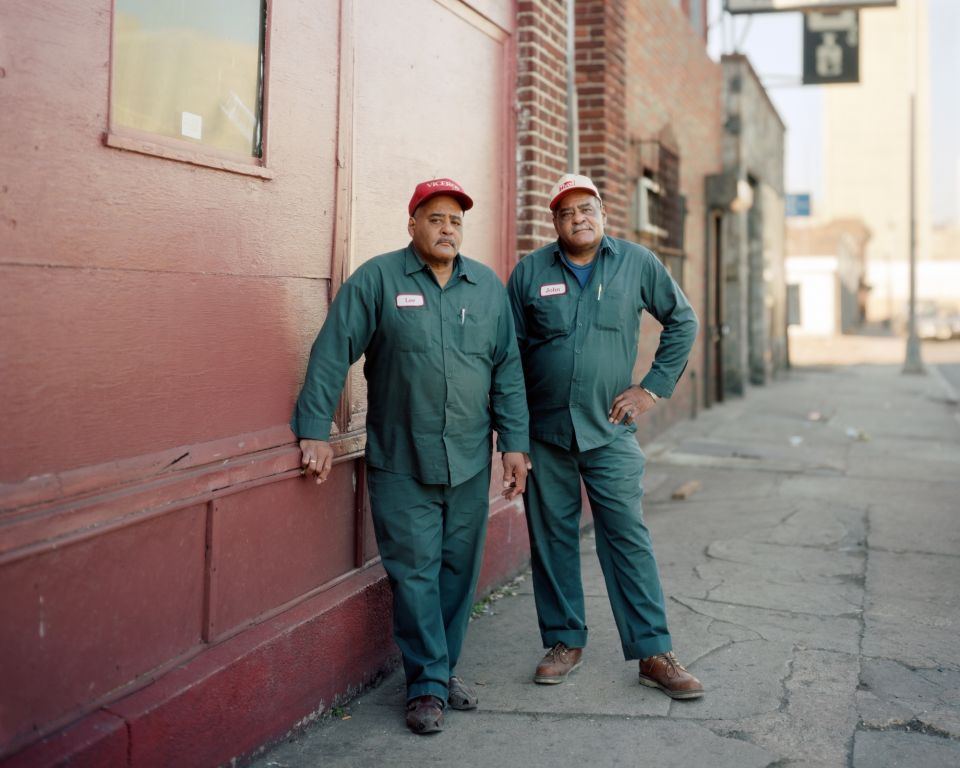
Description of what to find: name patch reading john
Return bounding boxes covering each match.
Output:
[539,283,567,297]
[396,294,425,307]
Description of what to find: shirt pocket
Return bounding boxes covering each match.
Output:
[459,311,495,356]
[394,306,431,353]
[529,295,572,339]
[595,290,631,330]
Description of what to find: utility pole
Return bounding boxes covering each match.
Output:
[903,0,924,374]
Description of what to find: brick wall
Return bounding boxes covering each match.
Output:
[575,0,630,233]
[622,0,723,433]
[516,0,570,257]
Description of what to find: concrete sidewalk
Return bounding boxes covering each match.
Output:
[250,337,960,768]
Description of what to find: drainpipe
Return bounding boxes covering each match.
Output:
[566,0,579,173]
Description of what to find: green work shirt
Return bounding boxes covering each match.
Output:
[507,235,698,451]
[292,245,530,487]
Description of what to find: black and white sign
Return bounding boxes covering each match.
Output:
[803,10,860,85]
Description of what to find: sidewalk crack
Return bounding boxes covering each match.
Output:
[856,717,960,742]
[675,593,862,620]
[672,595,767,641]
[848,500,871,766]
[868,545,960,559]
[857,653,960,674]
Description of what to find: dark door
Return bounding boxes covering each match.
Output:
[705,211,725,406]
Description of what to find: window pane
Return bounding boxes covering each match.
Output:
[112,0,265,157]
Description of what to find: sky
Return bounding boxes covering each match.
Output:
[706,0,959,226]
[928,0,960,225]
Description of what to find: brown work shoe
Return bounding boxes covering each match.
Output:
[447,676,478,710]
[638,651,704,700]
[405,695,444,734]
[534,642,584,684]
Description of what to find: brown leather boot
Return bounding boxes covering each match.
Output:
[534,642,584,684]
[638,651,704,700]
[405,695,444,734]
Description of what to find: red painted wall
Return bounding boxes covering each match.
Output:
[1,0,337,483]
[1,0,340,755]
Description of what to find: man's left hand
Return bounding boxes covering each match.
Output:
[501,451,532,499]
[608,386,656,426]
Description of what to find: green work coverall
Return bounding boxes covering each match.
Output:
[292,245,529,702]
[507,235,698,659]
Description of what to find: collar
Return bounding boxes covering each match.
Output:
[405,244,477,284]
[551,235,616,265]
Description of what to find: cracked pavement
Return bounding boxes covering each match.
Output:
[250,342,960,768]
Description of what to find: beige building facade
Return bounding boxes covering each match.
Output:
[820,0,931,324]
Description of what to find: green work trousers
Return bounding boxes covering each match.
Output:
[523,432,672,660]
[366,463,491,703]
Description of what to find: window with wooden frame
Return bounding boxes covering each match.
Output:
[631,131,686,288]
[107,0,270,177]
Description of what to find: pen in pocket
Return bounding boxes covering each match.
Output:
[460,308,466,324]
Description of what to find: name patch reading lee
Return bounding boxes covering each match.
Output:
[539,283,567,297]
[396,294,425,308]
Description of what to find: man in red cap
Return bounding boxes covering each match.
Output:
[507,172,704,700]
[293,178,531,734]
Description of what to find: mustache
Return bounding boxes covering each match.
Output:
[435,238,457,247]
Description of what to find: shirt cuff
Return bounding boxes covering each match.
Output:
[639,370,676,399]
[290,412,333,441]
[496,432,530,454]
[641,386,660,402]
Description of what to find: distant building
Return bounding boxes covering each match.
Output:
[819,0,932,326]
[707,54,788,396]
[931,224,960,262]
[786,219,871,336]
[865,223,960,330]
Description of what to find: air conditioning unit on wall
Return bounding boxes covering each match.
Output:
[634,175,669,239]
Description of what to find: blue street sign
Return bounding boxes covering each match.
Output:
[786,193,812,217]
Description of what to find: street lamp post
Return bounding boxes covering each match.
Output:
[903,4,923,374]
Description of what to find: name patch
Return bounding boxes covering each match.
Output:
[539,283,567,297]
[396,293,425,307]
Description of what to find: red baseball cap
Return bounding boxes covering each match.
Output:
[549,173,601,211]
[408,178,474,216]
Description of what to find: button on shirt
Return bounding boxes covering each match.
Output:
[507,235,698,451]
[292,246,530,486]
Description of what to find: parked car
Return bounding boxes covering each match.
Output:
[916,302,955,341]
[949,312,960,339]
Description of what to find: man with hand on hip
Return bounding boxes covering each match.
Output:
[507,173,703,701]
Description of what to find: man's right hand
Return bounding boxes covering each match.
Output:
[299,439,334,484]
